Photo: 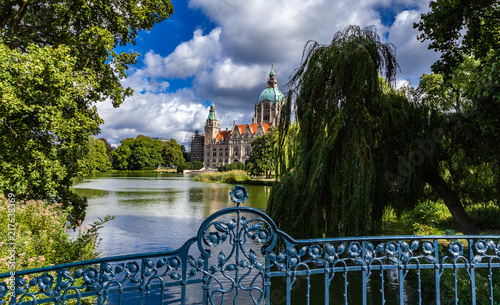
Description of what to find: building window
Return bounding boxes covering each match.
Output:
[207,152,209,157]
[234,148,239,157]
[264,110,270,121]
[207,159,209,164]
[246,147,251,156]
[213,148,217,157]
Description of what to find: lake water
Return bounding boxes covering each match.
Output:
[72,172,271,257]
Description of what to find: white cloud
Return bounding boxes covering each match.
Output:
[99,0,442,149]
[143,28,222,79]
[97,88,208,147]
[388,8,440,85]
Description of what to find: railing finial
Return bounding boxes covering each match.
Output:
[229,185,248,206]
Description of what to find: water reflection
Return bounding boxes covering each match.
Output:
[72,172,271,257]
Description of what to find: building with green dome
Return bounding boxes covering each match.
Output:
[189,66,285,168]
[252,65,285,126]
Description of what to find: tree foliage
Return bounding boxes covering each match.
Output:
[111,135,163,170]
[218,161,245,172]
[416,0,499,216]
[268,24,496,237]
[267,26,426,238]
[246,128,275,178]
[0,44,99,223]
[414,0,499,76]
[1,0,174,107]
[83,136,111,172]
[0,0,173,223]
[161,139,185,167]
[99,137,115,164]
[177,161,204,172]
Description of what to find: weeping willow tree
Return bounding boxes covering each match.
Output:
[268,25,430,238]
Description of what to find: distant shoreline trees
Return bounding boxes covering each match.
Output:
[111,135,185,171]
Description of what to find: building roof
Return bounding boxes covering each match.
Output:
[257,87,284,106]
[215,130,231,142]
[237,123,272,135]
[213,123,272,143]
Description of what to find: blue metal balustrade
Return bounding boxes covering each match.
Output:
[1,185,499,304]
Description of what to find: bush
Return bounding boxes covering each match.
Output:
[466,203,500,229]
[192,161,204,170]
[193,170,250,183]
[401,201,456,235]
[177,161,205,172]
[402,200,500,235]
[218,161,245,172]
[0,196,112,273]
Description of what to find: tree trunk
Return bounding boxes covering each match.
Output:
[425,170,479,235]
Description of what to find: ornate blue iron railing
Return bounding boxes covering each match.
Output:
[1,185,499,304]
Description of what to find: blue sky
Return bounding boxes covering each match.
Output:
[97,0,441,148]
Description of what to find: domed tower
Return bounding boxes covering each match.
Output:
[204,103,220,145]
[253,65,285,125]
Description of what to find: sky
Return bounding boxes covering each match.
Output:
[97,0,441,148]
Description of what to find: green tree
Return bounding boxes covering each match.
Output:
[219,161,245,172]
[268,26,416,238]
[268,25,484,237]
[414,0,499,76]
[111,136,163,170]
[111,138,133,170]
[99,137,115,164]
[246,129,275,178]
[83,136,111,172]
[415,0,499,227]
[0,44,98,223]
[0,0,174,223]
[161,139,185,167]
[415,0,499,164]
[83,136,111,171]
[177,161,204,172]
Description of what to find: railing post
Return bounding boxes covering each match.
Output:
[181,248,187,305]
[362,242,367,305]
[265,253,271,305]
[286,274,292,305]
[55,269,61,305]
[97,262,104,305]
[202,251,210,305]
[324,266,329,305]
[398,242,404,305]
[469,238,476,305]
[434,239,441,305]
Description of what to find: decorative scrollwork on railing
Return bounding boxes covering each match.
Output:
[190,186,276,304]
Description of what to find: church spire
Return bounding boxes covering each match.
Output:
[207,102,217,121]
[266,64,278,89]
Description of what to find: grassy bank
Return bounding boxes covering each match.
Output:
[401,201,500,235]
[192,170,274,185]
